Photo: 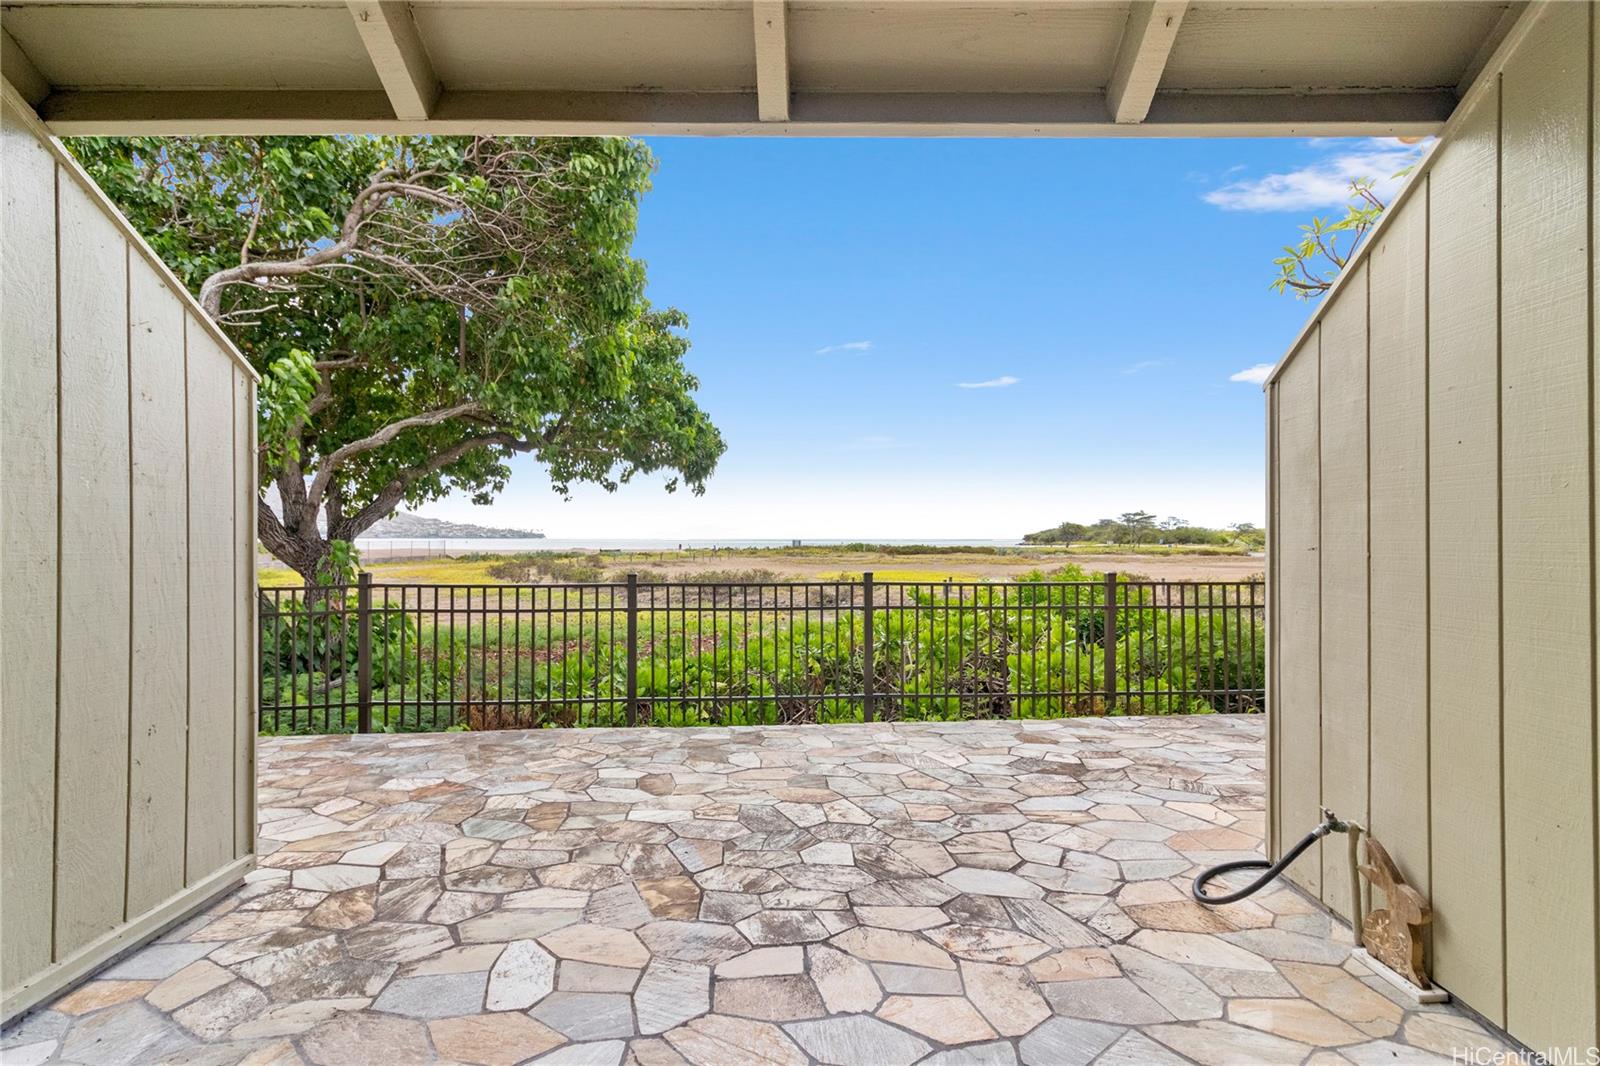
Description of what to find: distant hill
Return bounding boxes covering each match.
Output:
[365,512,544,539]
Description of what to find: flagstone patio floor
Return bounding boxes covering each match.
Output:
[3,716,1516,1066]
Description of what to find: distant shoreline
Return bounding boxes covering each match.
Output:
[363,513,544,539]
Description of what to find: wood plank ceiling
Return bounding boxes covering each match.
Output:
[0,1,1525,137]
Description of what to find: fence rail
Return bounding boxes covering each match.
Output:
[259,574,1265,734]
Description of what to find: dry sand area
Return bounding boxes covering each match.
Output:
[575,549,1263,583]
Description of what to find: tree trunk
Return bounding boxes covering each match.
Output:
[257,493,336,601]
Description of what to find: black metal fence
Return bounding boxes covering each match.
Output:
[258,573,1265,734]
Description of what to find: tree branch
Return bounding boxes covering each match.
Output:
[338,430,540,537]
[197,169,459,319]
[305,401,483,512]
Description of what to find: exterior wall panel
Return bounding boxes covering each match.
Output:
[0,84,60,994]
[1267,4,1598,1053]
[0,89,256,1021]
[185,325,237,880]
[1317,265,1369,921]
[1275,336,1323,899]
[1365,188,1431,914]
[53,168,132,959]
[127,263,190,918]
[1425,86,1505,1023]
[1498,4,1596,1046]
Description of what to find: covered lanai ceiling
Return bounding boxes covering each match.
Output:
[1,1,1525,136]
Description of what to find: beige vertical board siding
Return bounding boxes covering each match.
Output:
[245,379,259,858]
[1270,6,1600,1047]
[52,164,132,957]
[1266,383,1279,861]
[1499,2,1597,1050]
[1426,82,1504,1024]
[233,369,253,857]
[1274,336,1322,896]
[126,264,189,916]
[0,83,256,1023]
[186,323,237,880]
[1365,187,1430,905]
[1317,263,1369,922]
[1592,3,1600,1037]
[0,95,59,995]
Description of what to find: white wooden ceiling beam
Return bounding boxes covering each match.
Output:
[752,0,789,123]
[37,88,1454,139]
[1106,1,1188,124]
[347,0,438,121]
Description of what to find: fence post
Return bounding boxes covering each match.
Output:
[625,573,639,726]
[1102,571,1117,713]
[862,571,876,722]
[356,571,373,733]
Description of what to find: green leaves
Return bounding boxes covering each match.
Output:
[258,348,319,470]
[1270,175,1391,299]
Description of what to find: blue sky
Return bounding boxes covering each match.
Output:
[429,135,1423,540]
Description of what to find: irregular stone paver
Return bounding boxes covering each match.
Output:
[52,980,154,1016]
[635,958,709,1036]
[939,867,1045,900]
[429,1012,566,1066]
[878,994,998,1045]
[534,1038,626,1065]
[713,974,826,1022]
[531,991,636,1040]
[372,971,487,1019]
[1017,1016,1123,1066]
[715,945,803,978]
[808,944,883,1013]
[1228,996,1365,1045]
[664,1015,806,1066]
[541,925,650,968]
[785,1014,931,1066]
[58,1000,192,1066]
[301,1011,431,1066]
[921,1040,1020,1066]
[961,961,1051,1036]
[7,718,1520,1066]
[1147,1018,1314,1065]
[146,961,235,1012]
[171,980,268,1039]
[486,938,556,1010]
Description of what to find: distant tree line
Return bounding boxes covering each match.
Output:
[1023,513,1262,548]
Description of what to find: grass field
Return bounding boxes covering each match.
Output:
[259,544,1264,587]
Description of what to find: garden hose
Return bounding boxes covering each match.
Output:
[1193,808,1358,906]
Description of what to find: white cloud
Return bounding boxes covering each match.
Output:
[1230,363,1275,385]
[1203,138,1430,213]
[956,375,1019,389]
[816,340,872,354]
[1121,359,1171,376]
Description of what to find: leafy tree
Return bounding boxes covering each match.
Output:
[1228,522,1263,548]
[1021,521,1089,546]
[1117,510,1157,547]
[70,135,725,588]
